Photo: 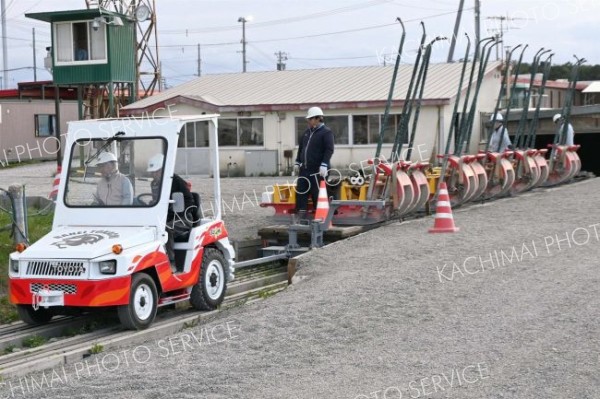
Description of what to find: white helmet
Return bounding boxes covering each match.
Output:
[95,152,117,165]
[553,113,562,123]
[306,106,324,119]
[147,153,164,172]
[490,113,503,122]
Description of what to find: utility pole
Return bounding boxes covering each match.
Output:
[238,16,252,73]
[447,0,465,63]
[197,43,201,77]
[486,15,527,62]
[1,0,8,88]
[275,51,288,71]
[32,28,37,81]
[474,0,481,60]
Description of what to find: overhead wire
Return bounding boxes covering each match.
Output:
[160,0,393,35]
[158,8,474,49]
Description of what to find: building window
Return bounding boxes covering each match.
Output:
[294,113,407,147]
[326,116,349,145]
[55,20,107,65]
[239,118,264,146]
[35,114,56,137]
[219,119,238,146]
[295,115,350,145]
[217,117,263,147]
[383,114,404,144]
[353,114,405,145]
[178,121,210,148]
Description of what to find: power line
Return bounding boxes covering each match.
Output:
[387,0,454,11]
[158,8,473,49]
[160,0,392,35]
[292,55,379,61]
[253,9,472,44]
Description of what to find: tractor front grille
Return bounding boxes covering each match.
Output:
[25,261,87,277]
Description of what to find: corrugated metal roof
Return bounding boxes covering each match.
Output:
[26,9,129,23]
[582,81,600,93]
[124,62,501,112]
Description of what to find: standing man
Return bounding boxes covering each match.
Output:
[489,113,512,152]
[553,113,575,146]
[294,106,334,220]
[94,152,133,205]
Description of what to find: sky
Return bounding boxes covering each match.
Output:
[3,0,599,89]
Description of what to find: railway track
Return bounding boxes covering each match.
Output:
[0,261,289,380]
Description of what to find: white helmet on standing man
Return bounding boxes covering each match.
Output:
[490,113,503,122]
[306,106,324,119]
[553,113,562,124]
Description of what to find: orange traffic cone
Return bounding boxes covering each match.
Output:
[49,166,62,201]
[429,181,459,233]
[314,180,332,228]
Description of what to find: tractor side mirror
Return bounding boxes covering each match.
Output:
[171,192,185,214]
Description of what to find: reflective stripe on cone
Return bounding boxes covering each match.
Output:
[429,181,459,233]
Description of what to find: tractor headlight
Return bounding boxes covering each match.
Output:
[98,260,117,275]
[10,258,18,273]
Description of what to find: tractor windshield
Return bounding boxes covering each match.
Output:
[64,137,167,208]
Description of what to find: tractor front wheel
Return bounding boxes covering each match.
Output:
[118,273,158,330]
[17,305,54,325]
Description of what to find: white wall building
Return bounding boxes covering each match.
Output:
[0,100,78,164]
[122,63,502,176]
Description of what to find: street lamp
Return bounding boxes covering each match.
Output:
[238,16,253,73]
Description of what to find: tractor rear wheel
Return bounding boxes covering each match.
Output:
[190,248,227,311]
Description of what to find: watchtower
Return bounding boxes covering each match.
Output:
[26,9,135,118]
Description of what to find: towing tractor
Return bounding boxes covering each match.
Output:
[8,115,236,330]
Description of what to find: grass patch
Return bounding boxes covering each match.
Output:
[22,335,47,348]
[0,296,18,324]
[0,206,54,285]
[62,322,99,338]
[0,159,43,170]
[90,343,103,354]
[183,319,199,330]
[3,344,15,354]
[257,289,278,300]
[0,206,54,324]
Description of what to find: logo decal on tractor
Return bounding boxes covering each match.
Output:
[51,230,120,249]
[209,227,222,238]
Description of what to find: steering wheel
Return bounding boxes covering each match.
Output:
[136,193,154,206]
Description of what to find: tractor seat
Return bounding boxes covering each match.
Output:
[190,192,203,227]
[173,192,203,243]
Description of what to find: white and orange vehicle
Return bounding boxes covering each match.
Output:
[8,115,235,330]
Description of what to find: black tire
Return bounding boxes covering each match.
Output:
[17,305,54,325]
[190,248,227,311]
[117,273,158,330]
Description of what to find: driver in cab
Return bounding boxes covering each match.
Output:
[94,152,133,206]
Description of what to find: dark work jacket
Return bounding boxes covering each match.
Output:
[295,123,335,170]
[152,174,195,221]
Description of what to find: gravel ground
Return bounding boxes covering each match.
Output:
[1,168,597,399]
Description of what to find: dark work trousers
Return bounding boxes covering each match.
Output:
[296,167,322,212]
